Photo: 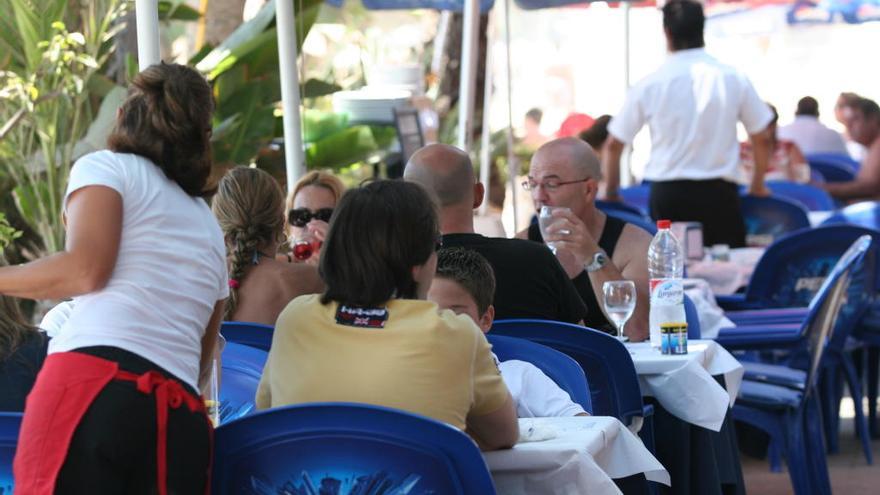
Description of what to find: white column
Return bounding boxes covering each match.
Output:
[135,0,160,70]
[457,0,481,152]
[478,12,495,216]
[275,0,307,192]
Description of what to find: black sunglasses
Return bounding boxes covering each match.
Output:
[288,207,334,227]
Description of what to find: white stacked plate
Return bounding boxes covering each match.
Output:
[332,88,412,124]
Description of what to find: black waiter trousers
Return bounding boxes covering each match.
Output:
[649,179,746,248]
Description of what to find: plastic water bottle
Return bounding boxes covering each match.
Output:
[648,219,686,349]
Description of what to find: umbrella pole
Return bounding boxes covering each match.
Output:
[479,11,495,216]
[458,0,481,152]
[504,0,517,232]
[135,0,160,69]
[276,0,307,192]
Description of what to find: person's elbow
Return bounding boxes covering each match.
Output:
[467,395,520,451]
[71,253,114,294]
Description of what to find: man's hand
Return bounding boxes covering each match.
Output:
[543,209,601,278]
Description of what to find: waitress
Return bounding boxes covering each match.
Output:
[3,63,228,494]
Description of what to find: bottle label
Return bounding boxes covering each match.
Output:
[650,278,683,306]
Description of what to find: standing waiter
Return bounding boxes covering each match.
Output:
[602,0,773,248]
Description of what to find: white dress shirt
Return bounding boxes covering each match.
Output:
[778,116,849,156]
[609,48,773,183]
[497,358,586,418]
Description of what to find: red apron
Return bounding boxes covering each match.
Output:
[13,352,212,495]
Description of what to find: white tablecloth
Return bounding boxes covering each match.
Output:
[484,417,669,495]
[625,340,744,432]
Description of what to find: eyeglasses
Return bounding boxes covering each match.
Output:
[521,177,591,191]
[288,207,334,227]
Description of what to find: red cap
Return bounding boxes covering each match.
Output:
[656,219,671,229]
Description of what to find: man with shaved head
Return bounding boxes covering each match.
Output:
[405,144,587,324]
[519,138,650,340]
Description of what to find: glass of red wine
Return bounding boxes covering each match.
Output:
[292,233,322,261]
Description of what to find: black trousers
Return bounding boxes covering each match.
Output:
[649,179,746,248]
[55,346,211,495]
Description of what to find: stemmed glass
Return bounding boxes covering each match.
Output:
[538,206,570,254]
[603,280,636,341]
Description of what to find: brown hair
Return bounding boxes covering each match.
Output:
[0,294,38,362]
[286,171,346,213]
[213,167,286,319]
[107,62,215,197]
[320,180,439,307]
[435,247,496,315]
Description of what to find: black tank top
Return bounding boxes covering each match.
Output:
[528,214,626,333]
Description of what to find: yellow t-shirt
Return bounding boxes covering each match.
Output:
[255,294,510,430]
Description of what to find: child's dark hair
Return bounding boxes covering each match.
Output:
[435,247,496,315]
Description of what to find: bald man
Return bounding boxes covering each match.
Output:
[405,144,587,324]
[517,138,650,341]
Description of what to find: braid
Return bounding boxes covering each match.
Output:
[224,228,262,320]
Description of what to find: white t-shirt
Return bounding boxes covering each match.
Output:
[609,48,773,183]
[497,358,586,418]
[778,116,849,156]
[49,151,228,390]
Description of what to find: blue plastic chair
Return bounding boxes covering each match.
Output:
[765,181,836,211]
[731,237,866,495]
[806,152,859,171]
[808,157,857,183]
[220,321,274,352]
[219,342,268,424]
[596,199,648,218]
[487,334,592,414]
[0,413,22,492]
[212,402,497,494]
[720,234,875,464]
[683,294,701,340]
[739,194,811,247]
[605,209,657,235]
[823,201,880,438]
[489,320,650,429]
[619,184,651,215]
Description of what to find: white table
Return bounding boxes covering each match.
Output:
[625,340,744,432]
[686,247,765,296]
[484,416,669,495]
[683,278,734,339]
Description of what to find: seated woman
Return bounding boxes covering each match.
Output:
[740,103,810,184]
[284,171,345,264]
[213,167,324,325]
[0,293,49,412]
[257,180,519,450]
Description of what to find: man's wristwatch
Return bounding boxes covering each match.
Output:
[584,250,609,273]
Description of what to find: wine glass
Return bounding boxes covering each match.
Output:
[603,280,636,341]
[291,232,322,262]
[538,206,570,254]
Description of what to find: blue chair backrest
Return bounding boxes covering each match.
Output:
[219,343,268,423]
[489,320,645,426]
[0,413,22,491]
[765,180,836,211]
[486,334,592,413]
[799,236,871,397]
[808,158,857,183]
[221,321,274,352]
[806,152,859,170]
[596,199,648,218]
[823,201,880,230]
[619,185,651,215]
[739,194,811,247]
[683,294,701,339]
[213,402,497,494]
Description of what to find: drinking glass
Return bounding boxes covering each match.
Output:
[205,358,220,427]
[603,280,636,341]
[538,206,570,254]
[291,232,322,262]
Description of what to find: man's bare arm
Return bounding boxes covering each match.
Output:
[824,141,880,201]
[747,127,773,196]
[602,137,626,200]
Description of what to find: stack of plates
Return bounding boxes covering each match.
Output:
[332,88,412,124]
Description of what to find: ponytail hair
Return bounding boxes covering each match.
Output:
[108,62,215,197]
[213,167,286,319]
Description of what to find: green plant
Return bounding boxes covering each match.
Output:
[0,0,125,256]
[0,213,22,251]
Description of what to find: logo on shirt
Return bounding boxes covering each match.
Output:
[335,305,389,329]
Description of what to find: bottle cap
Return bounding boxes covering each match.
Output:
[656,219,671,229]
